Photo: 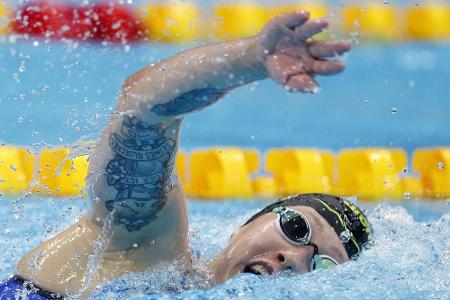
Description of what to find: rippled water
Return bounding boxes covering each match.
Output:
[0,198,448,299]
[1,37,449,299]
[1,43,449,151]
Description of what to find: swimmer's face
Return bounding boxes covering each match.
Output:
[210,206,349,283]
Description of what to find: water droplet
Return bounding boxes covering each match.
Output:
[133,243,138,248]
[363,99,369,105]
[33,41,39,47]
[12,73,20,83]
[339,230,352,243]
[391,107,398,114]
[403,192,411,200]
[438,162,444,170]
[19,61,26,73]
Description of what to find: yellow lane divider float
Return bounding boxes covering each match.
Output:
[33,148,89,197]
[0,147,34,196]
[0,2,11,35]
[341,4,400,41]
[186,148,259,199]
[337,148,408,201]
[405,4,450,41]
[212,3,268,41]
[143,2,202,43]
[266,148,333,196]
[0,146,449,200]
[413,148,450,198]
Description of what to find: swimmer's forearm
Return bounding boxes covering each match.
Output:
[86,37,267,247]
[118,36,267,119]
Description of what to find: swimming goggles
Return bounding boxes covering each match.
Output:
[272,206,339,271]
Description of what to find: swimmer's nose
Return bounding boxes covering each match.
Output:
[275,248,312,274]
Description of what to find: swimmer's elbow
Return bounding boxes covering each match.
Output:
[122,73,140,94]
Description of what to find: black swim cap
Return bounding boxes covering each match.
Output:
[243,193,373,259]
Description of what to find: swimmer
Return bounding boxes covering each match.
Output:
[0,12,372,299]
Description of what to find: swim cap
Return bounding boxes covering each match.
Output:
[243,193,373,259]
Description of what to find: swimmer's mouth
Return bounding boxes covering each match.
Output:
[243,262,273,275]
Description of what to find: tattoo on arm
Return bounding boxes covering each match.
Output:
[104,86,225,232]
[151,86,227,117]
[105,115,177,232]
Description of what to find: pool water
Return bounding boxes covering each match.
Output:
[0,197,449,299]
[0,39,449,299]
[0,41,449,151]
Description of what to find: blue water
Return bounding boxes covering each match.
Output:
[0,40,449,152]
[0,38,450,299]
[0,198,449,299]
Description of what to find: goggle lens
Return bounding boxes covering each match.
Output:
[311,255,338,270]
[273,206,339,272]
[277,208,311,244]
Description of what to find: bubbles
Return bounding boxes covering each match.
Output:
[390,107,398,114]
[401,50,436,71]
[339,229,352,243]
[18,61,26,73]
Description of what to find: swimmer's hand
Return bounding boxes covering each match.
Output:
[258,11,351,93]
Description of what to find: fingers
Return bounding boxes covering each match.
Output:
[308,40,352,58]
[275,11,310,30]
[294,19,329,41]
[312,60,346,76]
[260,11,310,54]
[266,54,305,85]
[266,54,319,93]
[285,73,319,93]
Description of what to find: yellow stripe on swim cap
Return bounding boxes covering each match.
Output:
[343,200,373,242]
[312,196,362,256]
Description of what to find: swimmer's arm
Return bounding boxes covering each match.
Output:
[86,37,267,250]
[116,36,267,121]
[88,11,350,248]
[117,12,351,120]
[87,37,266,250]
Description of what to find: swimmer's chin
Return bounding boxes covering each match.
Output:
[208,254,240,284]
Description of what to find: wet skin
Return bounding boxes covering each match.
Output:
[210,205,350,283]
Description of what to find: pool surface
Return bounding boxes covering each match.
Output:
[0,41,449,152]
[0,197,449,299]
[0,39,449,299]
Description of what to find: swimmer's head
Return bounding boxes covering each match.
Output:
[210,194,373,283]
